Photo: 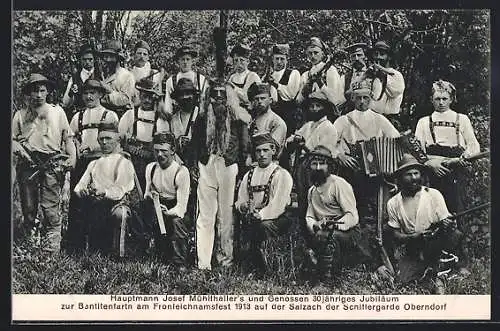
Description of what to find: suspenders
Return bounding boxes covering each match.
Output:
[132,107,159,139]
[428,112,461,146]
[149,162,182,192]
[247,166,281,209]
[231,72,249,89]
[77,109,109,135]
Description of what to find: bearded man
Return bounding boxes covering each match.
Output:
[191,79,250,271]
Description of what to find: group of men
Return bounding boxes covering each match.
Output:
[12,36,483,293]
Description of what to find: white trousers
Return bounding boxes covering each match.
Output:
[196,155,238,270]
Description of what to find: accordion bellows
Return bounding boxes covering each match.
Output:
[358,136,405,177]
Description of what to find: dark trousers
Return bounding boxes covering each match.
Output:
[429,167,466,214]
[311,225,361,276]
[293,157,313,247]
[143,198,189,266]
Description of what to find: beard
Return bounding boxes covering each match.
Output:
[306,110,325,122]
[352,59,365,71]
[401,179,422,196]
[310,169,328,186]
[213,102,228,120]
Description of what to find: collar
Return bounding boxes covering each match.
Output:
[273,68,286,75]
[81,68,94,76]
[310,61,325,73]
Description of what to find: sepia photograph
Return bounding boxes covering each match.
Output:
[11,9,491,321]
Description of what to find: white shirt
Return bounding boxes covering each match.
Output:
[144,161,190,219]
[306,174,359,232]
[290,116,338,157]
[169,106,200,140]
[332,109,400,156]
[74,152,135,201]
[267,68,301,102]
[414,109,480,157]
[249,109,287,152]
[163,70,208,116]
[369,67,405,115]
[70,105,119,154]
[235,163,293,220]
[387,186,451,234]
[297,61,345,106]
[118,107,170,142]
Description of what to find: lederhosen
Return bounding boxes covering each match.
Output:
[146,163,189,263]
[123,107,159,191]
[85,155,130,254]
[243,166,291,243]
[426,113,466,213]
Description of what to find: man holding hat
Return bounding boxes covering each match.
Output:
[386,153,468,293]
[415,80,480,213]
[143,132,191,269]
[305,145,361,284]
[119,77,170,191]
[74,119,135,255]
[191,79,250,271]
[235,132,293,275]
[98,39,137,118]
[62,43,100,115]
[365,40,405,116]
[163,45,208,119]
[296,37,344,113]
[12,73,77,252]
[228,43,261,124]
[339,42,369,114]
[64,79,119,253]
[262,43,301,137]
[247,82,287,159]
[332,79,399,221]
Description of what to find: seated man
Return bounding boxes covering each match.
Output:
[305,145,360,284]
[73,120,135,256]
[143,132,191,269]
[235,132,293,275]
[386,154,468,294]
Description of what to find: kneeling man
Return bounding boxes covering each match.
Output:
[305,145,361,283]
[74,120,135,255]
[144,132,191,269]
[235,132,293,274]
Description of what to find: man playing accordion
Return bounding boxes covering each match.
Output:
[73,120,135,256]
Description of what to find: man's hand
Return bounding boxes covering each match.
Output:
[160,204,169,214]
[13,141,33,164]
[443,157,470,168]
[239,202,249,214]
[62,158,75,170]
[75,189,88,198]
[425,158,451,177]
[337,153,359,171]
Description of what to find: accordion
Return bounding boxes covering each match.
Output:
[351,136,406,177]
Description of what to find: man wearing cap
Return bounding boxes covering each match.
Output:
[305,145,361,283]
[415,80,480,214]
[119,77,170,191]
[285,89,338,230]
[235,132,293,275]
[247,82,287,160]
[62,43,100,116]
[228,43,261,124]
[99,39,137,118]
[64,79,119,253]
[74,120,135,255]
[163,45,208,119]
[143,132,191,269]
[365,41,405,116]
[262,44,301,137]
[191,79,250,271]
[12,73,77,252]
[297,37,344,115]
[339,42,369,115]
[386,153,468,293]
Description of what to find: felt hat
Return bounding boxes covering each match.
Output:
[174,45,198,60]
[22,73,56,94]
[271,43,290,56]
[230,43,251,58]
[77,43,95,57]
[252,132,278,148]
[99,40,126,60]
[171,77,199,99]
[134,40,151,52]
[135,77,164,97]
[350,79,372,96]
[98,119,119,133]
[367,40,393,57]
[392,153,428,177]
[307,145,335,162]
[344,42,368,54]
[306,37,328,52]
[82,79,108,94]
[153,132,176,148]
[304,89,337,115]
[247,82,271,101]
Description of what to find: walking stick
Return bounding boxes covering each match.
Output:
[377,183,395,275]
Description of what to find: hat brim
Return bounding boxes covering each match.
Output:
[367,47,392,57]
[392,162,428,178]
[351,88,372,96]
[82,85,108,94]
[22,79,56,93]
[99,49,126,60]
[307,151,335,163]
